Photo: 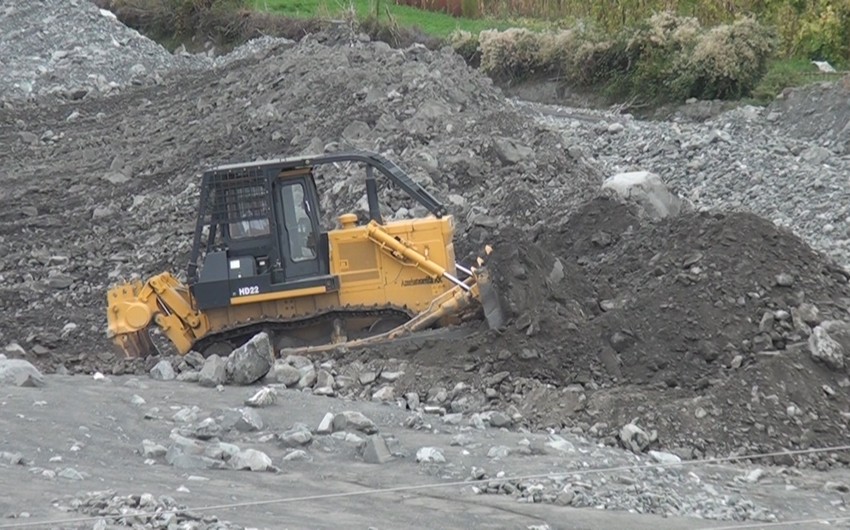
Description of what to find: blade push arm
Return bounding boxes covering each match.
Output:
[107,273,210,357]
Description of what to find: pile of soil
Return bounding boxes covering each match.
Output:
[347,197,850,456]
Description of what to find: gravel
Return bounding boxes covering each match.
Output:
[522,98,850,268]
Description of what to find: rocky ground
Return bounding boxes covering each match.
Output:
[4,370,850,529]
[3,0,850,527]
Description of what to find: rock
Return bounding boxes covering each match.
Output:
[800,146,831,164]
[58,468,84,481]
[808,326,845,370]
[230,449,273,471]
[234,408,264,432]
[130,394,146,406]
[1,452,24,465]
[245,386,277,407]
[149,360,175,381]
[359,371,377,385]
[415,447,446,463]
[619,422,655,453]
[315,369,334,389]
[544,435,575,454]
[361,435,393,464]
[172,406,200,423]
[282,450,311,462]
[270,362,301,387]
[190,418,223,440]
[279,425,313,447]
[204,441,240,461]
[775,273,795,287]
[649,450,682,465]
[493,136,533,165]
[141,439,167,458]
[176,371,200,382]
[822,320,850,354]
[602,171,682,220]
[297,364,317,389]
[226,332,273,385]
[0,359,45,387]
[317,412,335,434]
[405,392,420,410]
[488,446,511,459]
[486,411,512,428]
[372,386,395,401]
[380,371,403,382]
[198,355,226,387]
[280,354,310,369]
[793,303,821,328]
[333,411,378,434]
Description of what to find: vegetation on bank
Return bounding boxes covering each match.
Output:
[95,0,846,107]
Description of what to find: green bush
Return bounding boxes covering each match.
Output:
[673,16,776,100]
[478,28,543,81]
[448,29,481,65]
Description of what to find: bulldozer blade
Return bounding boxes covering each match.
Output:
[474,267,507,330]
[113,330,158,359]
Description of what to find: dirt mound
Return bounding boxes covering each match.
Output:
[345,197,850,455]
[768,78,850,151]
[0,32,598,370]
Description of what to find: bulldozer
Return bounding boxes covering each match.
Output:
[106,151,505,359]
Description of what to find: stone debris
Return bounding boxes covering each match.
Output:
[416,447,446,463]
[141,440,167,458]
[198,354,226,388]
[808,325,846,370]
[245,386,278,407]
[361,435,394,464]
[333,411,378,434]
[232,408,264,432]
[278,424,313,448]
[619,422,656,453]
[317,412,335,434]
[58,490,241,529]
[149,360,175,381]
[0,359,45,387]
[230,449,274,472]
[225,333,273,385]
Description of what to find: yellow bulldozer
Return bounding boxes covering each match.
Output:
[106,151,505,359]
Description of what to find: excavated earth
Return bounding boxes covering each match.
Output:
[4,5,850,523]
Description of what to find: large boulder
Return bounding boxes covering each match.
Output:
[601,171,683,220]
[808,324,846,370]
[0,359,45,387]
[226,332,274,385]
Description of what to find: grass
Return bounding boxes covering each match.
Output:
[251,0,548,37]
[750,57,847,103]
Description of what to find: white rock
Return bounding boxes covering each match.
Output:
[649,450,682,465]
[602,171,683,220]
[230,449,273,471]
[416,447,446,463]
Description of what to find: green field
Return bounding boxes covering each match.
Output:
[251,0,533,37]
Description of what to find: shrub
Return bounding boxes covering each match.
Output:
[448,29,481,65]
[794,4,850,63]
[674,16,776,100]
[535,29,577,75]
[478,28,542,81]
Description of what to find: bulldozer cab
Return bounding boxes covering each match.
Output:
[185,152,447,312]
[187,161,334,310]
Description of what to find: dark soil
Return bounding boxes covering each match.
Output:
[339,197,850,456]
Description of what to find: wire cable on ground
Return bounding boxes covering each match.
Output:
[2,444,850,529]
[703,515,850,529]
